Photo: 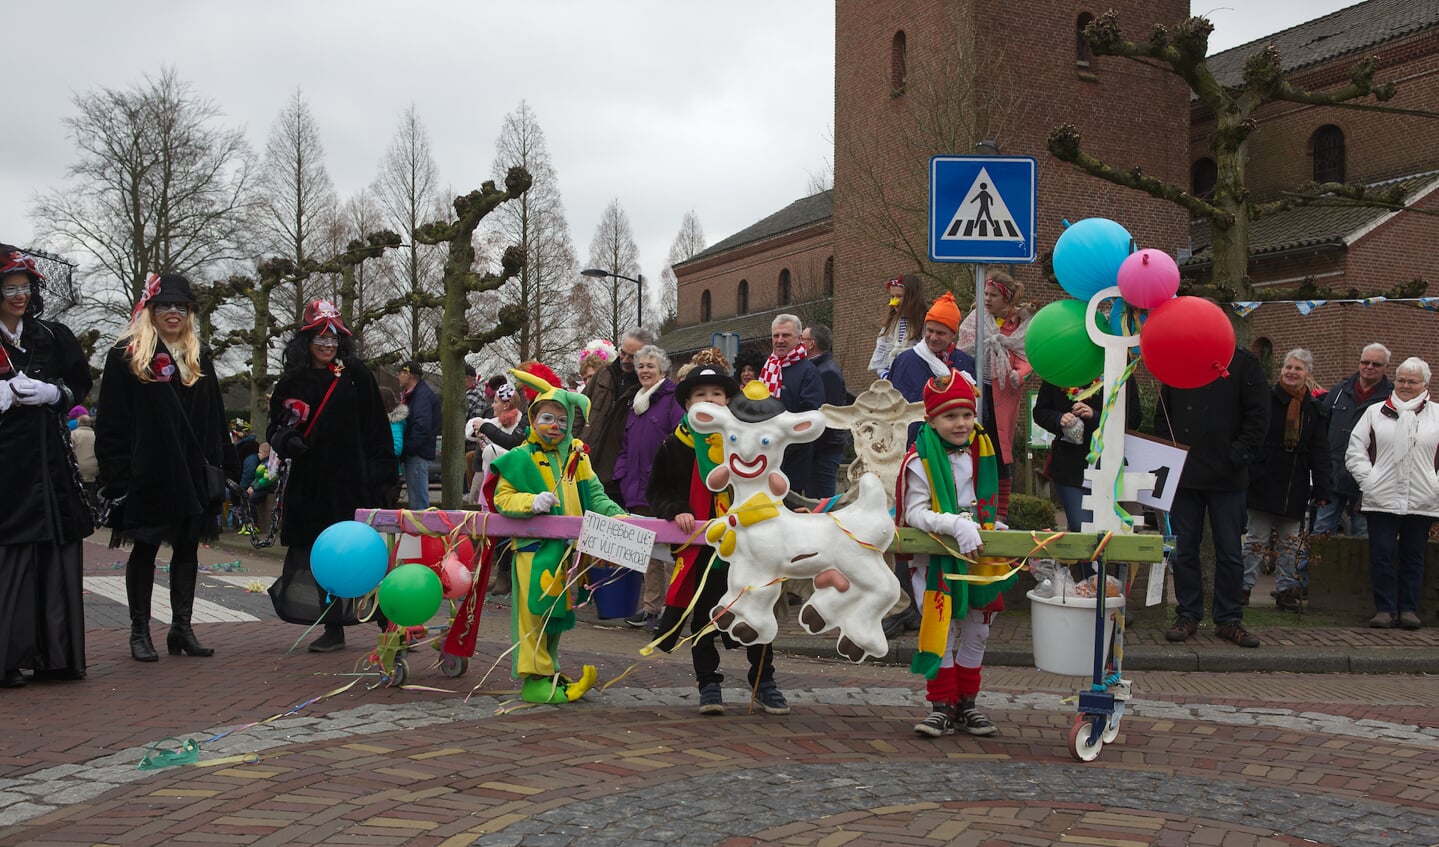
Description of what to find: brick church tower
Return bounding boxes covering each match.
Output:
[831,0,1192,382]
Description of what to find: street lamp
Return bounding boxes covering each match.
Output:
[580,268,644,326]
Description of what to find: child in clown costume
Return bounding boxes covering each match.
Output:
[487,367,624,704]
[896,368,1018,737]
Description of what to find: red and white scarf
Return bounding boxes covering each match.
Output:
[760,344,807,395]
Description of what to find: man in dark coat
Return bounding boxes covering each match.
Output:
[397,360,440,509]
[1315,342,1392,537]
[582,328,650,504]
[800,324,851,498]
[887,293,976,447]
[762,314,825,494]
[1155,346,1269,648]
[1242,350,1330,610]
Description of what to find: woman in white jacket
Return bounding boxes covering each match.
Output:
[1345,356,1439,630]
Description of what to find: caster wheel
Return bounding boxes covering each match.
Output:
[1102,703,1124,744]
[388,658,409,688]
[439,654,468,678]
[1067,715,1104,762]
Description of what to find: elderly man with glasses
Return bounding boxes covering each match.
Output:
[1316,343,1394,537]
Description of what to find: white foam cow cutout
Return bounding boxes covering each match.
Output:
[688,401,900,662]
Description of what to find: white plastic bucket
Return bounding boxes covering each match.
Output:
[1027,589,1121,677]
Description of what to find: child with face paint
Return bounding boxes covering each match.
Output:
[487,367,625,704]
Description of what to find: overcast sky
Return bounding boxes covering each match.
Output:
[5,0,1362,300]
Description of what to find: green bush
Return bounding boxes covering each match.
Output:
[1007,493,1058,531]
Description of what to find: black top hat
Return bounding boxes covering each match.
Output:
[149,273,197,305]
[728,380,786,423]
[676,365,740,406]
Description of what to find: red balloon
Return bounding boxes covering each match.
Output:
[1139,297,1235,389]
[409,534,475,567]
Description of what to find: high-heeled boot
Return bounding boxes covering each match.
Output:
[126,560,159,662]
[166,561,215,657]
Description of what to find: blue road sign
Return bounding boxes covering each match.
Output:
[929,156,1037,264]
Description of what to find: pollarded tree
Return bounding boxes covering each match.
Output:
[1048,12,1432,323]
[413,167,533,507]
[373,105,447,358]
[659,210,706,329]
[586,199,643,343]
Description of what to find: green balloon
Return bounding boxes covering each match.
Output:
[1024,299,1105,388]
[378,563,444,627]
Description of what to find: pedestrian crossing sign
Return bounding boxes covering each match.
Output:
[929,155,1037,264]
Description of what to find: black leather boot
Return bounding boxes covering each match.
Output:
[166,562,215,657]
[126,559,159,662]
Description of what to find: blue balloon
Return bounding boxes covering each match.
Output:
[312,521,390,599]
[1052,218,1134,301]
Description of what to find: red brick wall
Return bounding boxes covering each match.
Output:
[833,0,1191,388]
[674,229,834,326]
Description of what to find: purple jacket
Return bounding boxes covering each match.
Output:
[613,379,684,511]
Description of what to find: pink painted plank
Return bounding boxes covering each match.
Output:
[354,508,700,544]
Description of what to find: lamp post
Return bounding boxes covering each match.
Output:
[580,268,644,326]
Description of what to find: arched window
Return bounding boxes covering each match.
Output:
[823,256,835,296]
[1076,13,1095,67]
[1311,125,1345,184]
[891,31,907,96]
[736,279,749,315]
[700,290,712,322]
[778,269,792,306]
[1191,157,1217,199]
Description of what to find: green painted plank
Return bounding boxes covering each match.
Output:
[892,528,1166,562]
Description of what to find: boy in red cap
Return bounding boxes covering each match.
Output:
[895,369,1017,737]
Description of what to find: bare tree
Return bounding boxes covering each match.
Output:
[585,199,643,342]
[373,105,446,357]
[413,169,532,506]
[659,210,705,329]
[254,88,338,325]
[1048,12,1435,329]
[31,67,253,318]
[484,102,581,367]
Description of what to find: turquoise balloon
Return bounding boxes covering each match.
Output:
[378,563,444,626]
[1025,299,1105,388]
[1052,218,1134,301]
[312,521,390,599]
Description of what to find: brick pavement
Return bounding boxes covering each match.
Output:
[3,601,1438,847]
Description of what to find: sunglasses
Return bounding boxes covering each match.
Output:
[1359,360,1385,367]
[2,285,31,299]
[311,337,340,348]
[153,303,190,315]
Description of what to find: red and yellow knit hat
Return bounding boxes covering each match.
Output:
[922,369,978,418]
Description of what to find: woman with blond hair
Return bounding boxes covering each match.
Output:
[96,274,237,663]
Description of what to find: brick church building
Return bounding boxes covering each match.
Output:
[662,0,1439,389]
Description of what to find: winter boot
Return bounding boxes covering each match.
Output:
[125,560,159,663]
[166,562,215,657]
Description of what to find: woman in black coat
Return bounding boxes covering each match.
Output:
[0,250,94,687]
[266,300,397,653]
[1243,349,1330,610]
[94,273,237,663]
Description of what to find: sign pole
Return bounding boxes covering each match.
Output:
[973,263,985,420]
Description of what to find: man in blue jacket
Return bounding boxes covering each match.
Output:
[397,361,441,509]
[1315,343,1393,537]
[762,315,825,494]
[800,324,851,498]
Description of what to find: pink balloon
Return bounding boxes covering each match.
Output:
[438,552,474,600]
[1139,297,1235,389]
[1116,248,1180,310]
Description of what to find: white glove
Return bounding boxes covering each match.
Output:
[531,491,558,514]
[0,380,13,413]
[10,374,60,406]
[949,515,983,555]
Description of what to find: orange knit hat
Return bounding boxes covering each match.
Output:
[924,291,961,333]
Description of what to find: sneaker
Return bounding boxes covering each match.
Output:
[1215,621,1260,648]
[624,611,648,628]
[914,704,958,737]
[699,683,724,715]
[755,680,790,715]
[1398,611,1423,630]
[1165,616,1197,643]
[1369,611,1394,629]
[307,629,346,653]
[644,613,660,633]
[957,702,998,737]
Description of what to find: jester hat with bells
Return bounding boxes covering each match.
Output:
[509,365,590,464]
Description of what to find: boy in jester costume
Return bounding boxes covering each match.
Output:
[645,361,790,716]
[895,368,1018,737]
[487,367,624,704]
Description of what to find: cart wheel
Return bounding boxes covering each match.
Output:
[439,654,468,678]
[389,658,409,688]
[1067,715,1104,762]
[1102,703,1125,744]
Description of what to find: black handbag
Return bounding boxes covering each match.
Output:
[167,383,227,510]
